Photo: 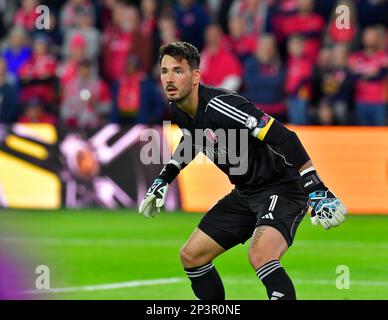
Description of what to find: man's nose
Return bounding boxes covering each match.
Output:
[165,72,175,83]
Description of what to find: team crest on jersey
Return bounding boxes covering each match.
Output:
[245,116,258,129]
[258,114,270,128]
[204,128,218,144]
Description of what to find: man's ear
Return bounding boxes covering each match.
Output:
[192,69,200,86]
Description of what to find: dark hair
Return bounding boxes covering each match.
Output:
[159,42,200,70]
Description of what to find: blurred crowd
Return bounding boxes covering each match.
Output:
[0,0,387,128]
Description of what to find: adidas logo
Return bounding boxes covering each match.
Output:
[270,291,285,300]
[262,212,274,220]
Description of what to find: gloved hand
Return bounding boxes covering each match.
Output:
[139,178,169,218]
[301,169,347,230]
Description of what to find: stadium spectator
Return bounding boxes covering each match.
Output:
[34,11,63,57]
[111,54,165,125]
[13,0,40,33]
[228,0,270,36]
[348,26,388,126]
[60,59,111,128]
[156,14,181,49]
[285,35,313,124]
[2,27,31,79]
[60,0,96,32]
[173,0,209,51]
[316,44,354,125]
[0,57,20,123]
[311,46,332,117]
[224,15,258,62]
[62,6,100,62]
[18,33,57,105]
[140,0,158,36]
[324,0,359,49]
[152,14,181,78]
[243,34,287,122]
[0,0,6,37]
[200,23,242,91]
[140,0,160,73]
[272,0,325,62]
[269,0,298,40]
[57,33,88,87]
[357,0,388,30]
[18,97,57,124]
[206,0,224,20]
[101,4,148,81]
[214,0,236,34]
[129,4,154,75]
[99,0,117,31]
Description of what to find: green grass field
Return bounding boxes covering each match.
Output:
[1,210,388,300]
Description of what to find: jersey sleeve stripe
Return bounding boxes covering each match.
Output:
[213,97,250,119]
[209,100,246,122]
[257,117,274,140]
[208,101,246,124]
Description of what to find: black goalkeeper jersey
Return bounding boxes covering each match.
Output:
[169,84,301,191]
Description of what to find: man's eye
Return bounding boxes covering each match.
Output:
[176,70,183,74]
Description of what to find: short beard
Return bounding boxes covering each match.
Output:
[167,88,191,103]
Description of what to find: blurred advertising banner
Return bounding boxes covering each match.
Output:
[1,124,388,214]
[0,123,180,210]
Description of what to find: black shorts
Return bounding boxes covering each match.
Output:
[198,182,308,250]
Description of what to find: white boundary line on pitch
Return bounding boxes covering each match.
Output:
[24,277,185,294]
[226,277,388,287]
[3,237,388,249]
[24,276,388,295]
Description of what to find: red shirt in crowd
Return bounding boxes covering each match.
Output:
[14,8,40,31]
[141,17,158,37]
[117,72,145,114]
[18,54,57,104]
[58,60,79,88]
[223,34,257,58]
[102,27,132,82]
[348,50,388,104]
[61,76,111,128]
[327,21,357,44]
[285,56,313,98]
[275,12,324,62]
[200,47,242,87]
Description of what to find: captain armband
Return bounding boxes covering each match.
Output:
[248,114,275,141]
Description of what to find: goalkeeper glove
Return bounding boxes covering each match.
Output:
[301,168,347,230]
[139,178,169,218]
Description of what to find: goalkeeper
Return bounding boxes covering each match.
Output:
[139,42,347,300]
